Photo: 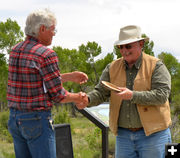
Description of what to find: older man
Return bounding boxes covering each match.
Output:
[79,25,172,158]
[7,9,87,158]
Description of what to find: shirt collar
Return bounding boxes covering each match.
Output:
[26,36,39,43]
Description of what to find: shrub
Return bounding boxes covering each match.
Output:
[0,111,13,143]
[53,106,71,124]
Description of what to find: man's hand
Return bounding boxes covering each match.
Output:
[61,71,88,84]
[75,93,89,109]
[116,87,133,100]
[60,92,88,108]
[71,71,88,84]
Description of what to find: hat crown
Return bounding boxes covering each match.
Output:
[119,25,141,41]
[114,25,148,46]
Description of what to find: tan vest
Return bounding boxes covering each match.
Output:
[109,53,171,136]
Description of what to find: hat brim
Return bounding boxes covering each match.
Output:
[114,37,149,46]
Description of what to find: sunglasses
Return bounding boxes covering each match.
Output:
[116,44,132,50]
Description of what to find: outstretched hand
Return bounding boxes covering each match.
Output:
[71,71,88,84]
[61,71,88,84]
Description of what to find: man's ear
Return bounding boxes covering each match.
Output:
[39,25,46,33]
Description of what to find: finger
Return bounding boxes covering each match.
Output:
[117,87,126,90]
[82,74,88,81]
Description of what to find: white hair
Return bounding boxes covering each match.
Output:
[24,8,57,37]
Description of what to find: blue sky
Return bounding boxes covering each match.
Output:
[1,0,180,60]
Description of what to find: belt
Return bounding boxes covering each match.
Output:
[10,108,51,112]
[127,127,143,132]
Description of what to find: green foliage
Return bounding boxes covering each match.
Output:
[95,53,114,79]
[0,55,8,104]
[0,18,24,54]
[0,111,13,143]
[53,106,71,124]
[142,34,154,56]
[78,41,101,61]
[77,42,114,89]
[85,126,101,150]
[158,52,180,77]
[0,151,15,158]
[77,41,102,85]
[113,45,122,59]
[53,46,87,93]
[170,113,180,143]
[158,52,180,115]
[53,42,114,93]
[0,18,24,107]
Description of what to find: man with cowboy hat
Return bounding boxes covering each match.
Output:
[78,25,172,158]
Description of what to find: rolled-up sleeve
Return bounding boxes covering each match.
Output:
[40,52,67,103]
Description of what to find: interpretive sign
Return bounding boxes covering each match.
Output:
[86,102,109,126]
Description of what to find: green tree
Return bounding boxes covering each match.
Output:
[142,34,154,56]
[54,42,114,93]
[78,41,102,85]
[78,41,114,91]
[158,52,180,114]
[0,18,24,109]
[0,54,8,106]
[53,46,87,93]
[158,52,180,142]
[0,18,24,54]
[94,53,114,79]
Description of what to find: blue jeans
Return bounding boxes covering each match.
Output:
[115,127,171,158]
[8,109,56,158]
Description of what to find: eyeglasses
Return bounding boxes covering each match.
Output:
[46,25,57,35]
[116,44,132,50]
[53,29,57,35]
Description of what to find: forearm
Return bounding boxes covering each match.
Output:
[88,89,109,107]
[61,72,73,83]
[60,92,81,103]
[132,88,171,105]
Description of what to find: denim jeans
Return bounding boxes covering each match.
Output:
[8,109,56,158]
[115,127,171,158]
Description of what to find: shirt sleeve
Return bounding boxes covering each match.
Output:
[132,60,171,105]
[40,51,67,103]
[87,64,111,106]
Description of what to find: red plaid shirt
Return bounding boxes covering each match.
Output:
[7,36,67,111]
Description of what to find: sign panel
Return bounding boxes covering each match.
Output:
[86,102,109,126]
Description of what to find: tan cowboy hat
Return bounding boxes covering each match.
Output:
[114,25,149,46]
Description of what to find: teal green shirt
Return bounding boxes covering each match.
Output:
[87,54,171,128]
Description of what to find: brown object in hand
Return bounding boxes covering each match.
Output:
[101,81,122,92]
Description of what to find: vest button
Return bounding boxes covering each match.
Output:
[144,108,148,112]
